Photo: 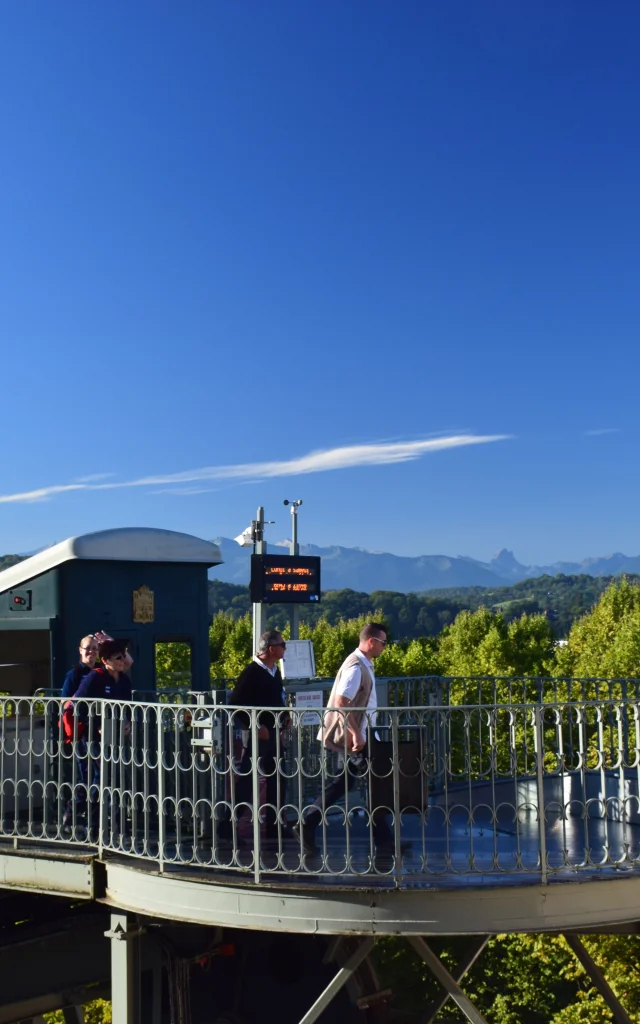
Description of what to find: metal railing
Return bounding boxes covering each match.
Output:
[38,675,640,707]
[3,693,640,886]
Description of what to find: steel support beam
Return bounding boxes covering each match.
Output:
[298,937,376,1024]
[408,937,489,1024]
[107,913,142,1024]
[422,935,490,1023]
[564,934,633,1024]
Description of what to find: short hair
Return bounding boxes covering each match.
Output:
[257,630,283,656]
[360,622,387,643]
[79,635,96,649]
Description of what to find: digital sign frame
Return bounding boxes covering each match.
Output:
[250,554,322,604]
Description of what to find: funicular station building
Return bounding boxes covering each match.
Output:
[1,528,640,1024]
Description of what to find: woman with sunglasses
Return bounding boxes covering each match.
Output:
[72,638,133,702]
[61,638,133,838]
[61,633,134,698]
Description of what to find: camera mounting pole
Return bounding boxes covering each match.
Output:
[252,507,268,654]
[284,500,303,640]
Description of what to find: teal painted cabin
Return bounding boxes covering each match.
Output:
[0,527,222,695]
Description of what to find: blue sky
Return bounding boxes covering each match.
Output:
[1,1,638,566]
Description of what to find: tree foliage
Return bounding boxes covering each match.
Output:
[45,999,111,1024]
[555,577,640,677]
[374,933,640,1023]
[208,573,638,639]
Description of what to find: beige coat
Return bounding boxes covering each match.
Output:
[317,651,373,753]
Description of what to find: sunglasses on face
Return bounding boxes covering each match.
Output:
[111,653,127,662]
[270,642,286,650]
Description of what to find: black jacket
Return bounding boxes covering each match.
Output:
[231,660,286,743]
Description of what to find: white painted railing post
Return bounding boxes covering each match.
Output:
[534,705,548,885]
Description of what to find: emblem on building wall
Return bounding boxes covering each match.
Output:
[133,584,154,624]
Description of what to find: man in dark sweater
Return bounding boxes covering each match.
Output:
[220,630,289,844]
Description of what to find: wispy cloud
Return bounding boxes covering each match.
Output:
[585,428,620,436]
[0,434,510,505]
[149,487,219,496]
[74,472,116,483]
[1,484,89,504]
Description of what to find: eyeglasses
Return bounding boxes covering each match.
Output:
[270,642,286,649]
[81,647,99,653]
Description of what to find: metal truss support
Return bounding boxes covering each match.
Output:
[298,937,377,1024]
[106,913,144,1024]
[564,934,633,1024]
[421,935,490,1023]
[322,936,391,1014]
[408,937,490,1024]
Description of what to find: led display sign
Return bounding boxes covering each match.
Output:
[250,554,322,604]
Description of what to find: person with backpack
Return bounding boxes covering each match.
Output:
[61,638,133,839]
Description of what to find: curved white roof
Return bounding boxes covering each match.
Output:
[0,527,223,592]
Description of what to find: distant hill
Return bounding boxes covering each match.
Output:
[209,573,639,639]
[211,536,640,593]
[0,554,24,573]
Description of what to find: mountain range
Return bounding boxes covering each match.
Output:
[211,538,640,592]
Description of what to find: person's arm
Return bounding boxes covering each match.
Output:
[60,670,75,699]
[333,694,366,752]
[332,664,366,752]
[93,632,134,673]
[73,674,93,700]
[65,672,96,737]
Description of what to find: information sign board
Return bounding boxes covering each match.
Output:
[280,639,316,680]
[250,554,321,604]
[295,689,324,726]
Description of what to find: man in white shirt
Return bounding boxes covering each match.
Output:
[295,622,393,856]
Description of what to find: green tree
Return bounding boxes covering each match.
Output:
[506,613,556,676]
[46,1000,111,1024]
[554,578,640,679]
[210,613,253,680]
[301,615,373,676]
[155,641,191,687]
